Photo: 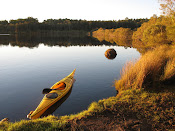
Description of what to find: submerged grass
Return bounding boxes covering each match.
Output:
[0,45,175,130]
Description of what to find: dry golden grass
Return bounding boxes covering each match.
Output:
[161,58,175,80]
[115,45,175,91]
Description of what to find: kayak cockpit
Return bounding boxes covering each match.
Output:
[46,93,58,99]
[52,82,66,90]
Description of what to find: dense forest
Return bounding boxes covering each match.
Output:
[0,17,148,34]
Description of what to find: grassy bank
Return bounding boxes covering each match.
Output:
[114,45,175,130]
[0,45,174,130]
[1,89,174,130]
[115,45,175,91]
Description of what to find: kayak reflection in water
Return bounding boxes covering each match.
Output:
[41,88,73,118]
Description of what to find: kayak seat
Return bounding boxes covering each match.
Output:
[52,82,66,90]
[46,93,58,99]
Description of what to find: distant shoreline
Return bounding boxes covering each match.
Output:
[0,34,10,35]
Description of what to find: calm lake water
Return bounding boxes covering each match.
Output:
[0,36,140,121]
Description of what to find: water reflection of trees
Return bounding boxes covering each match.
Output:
[0,34,114,48]
[0,33,149,55]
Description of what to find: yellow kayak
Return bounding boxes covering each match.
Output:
[27,69,76,119]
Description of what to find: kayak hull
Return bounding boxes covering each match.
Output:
[27,69,76,119]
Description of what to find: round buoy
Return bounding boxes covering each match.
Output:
[104,48,117,59]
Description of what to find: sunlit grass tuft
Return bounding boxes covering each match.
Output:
[161,58,175,81]
[115,45,175,91]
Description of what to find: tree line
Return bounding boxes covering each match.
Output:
[0,17,148,34]
[92,0,175,50]
[92,14,175,50]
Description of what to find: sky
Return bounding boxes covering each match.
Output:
[1,0,161,22]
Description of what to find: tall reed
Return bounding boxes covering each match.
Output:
[115,45,175,91]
